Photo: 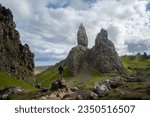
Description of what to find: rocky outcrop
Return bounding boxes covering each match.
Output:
[62,24,124,76]
[39,79,98,100]
[0,86,28,99]
[51,79,67,90]
[93,77,125,97]
[77,23,88,47]
[64,45,89,76]
[0,4,34,79]
[88,29,124,73]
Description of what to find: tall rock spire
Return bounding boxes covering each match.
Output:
[89,28,124,73]
[77,23,88,47]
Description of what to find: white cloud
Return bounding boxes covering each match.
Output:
[0,0,150,66]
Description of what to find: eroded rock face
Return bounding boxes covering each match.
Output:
[57,24,124,76]
[64,45,89,76]
[89,29,124,73]
[0,4,34,79]
[77,23,88,47]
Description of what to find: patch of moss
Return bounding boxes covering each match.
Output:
[0,71,37,91]
[35,67,58,88]
[121,56,150,77]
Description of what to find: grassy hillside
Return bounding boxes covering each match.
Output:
[35,66,120,90]
[34,65,50,75]
[0,71,37,91]
[121,55,150,77]
[35,55,150,91]
[0,54,149,99]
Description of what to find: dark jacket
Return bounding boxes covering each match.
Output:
[58,65,63,73]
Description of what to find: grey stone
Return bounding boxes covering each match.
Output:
[0,86,28,99]
[56,26,125,77]
[77,89,99,100]
[93,81,110,97]
[64,45,89,76]
[70,87,78,92]
[77,23,88,47]
[51,79,67,90]
[106,77,124,88]
[88,28,124,73]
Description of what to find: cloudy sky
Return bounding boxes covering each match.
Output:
[0,0,150,66]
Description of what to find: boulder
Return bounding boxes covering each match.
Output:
[76,89,99,100]
[93,81,110,97]
[51,79,67,90]
[105,77,124,88]
[70,87,78,92]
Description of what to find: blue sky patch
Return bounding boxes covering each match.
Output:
[47,0,69,9]
[47,0,97,9]
[146,2,150,11]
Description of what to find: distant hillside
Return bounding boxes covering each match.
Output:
[121,53,150,78]
[34,65,50,75]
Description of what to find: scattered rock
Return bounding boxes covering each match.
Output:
[93,81,110,97]
[0,86,28,99]
[77,89,99,100]
[106,77,124,88]
[39,79,98,100]
[70,87,78,92]
[126,76,150,82]
[63,92,77,100]
[51,79,67,90]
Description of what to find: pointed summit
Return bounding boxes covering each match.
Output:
[95,28,110,47]
[77,23,88,47]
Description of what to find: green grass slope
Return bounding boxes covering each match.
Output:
[121,55,150,77]
[0,71,37,91]
[35,66,120,91]
[35,67,58,88]
[35,55,150,92]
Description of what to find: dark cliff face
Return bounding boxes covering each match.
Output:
[0,4,34,79]
[88,29,124,73]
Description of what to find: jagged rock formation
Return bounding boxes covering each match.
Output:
[77,23,88,47]
[64,45,89,76]
[88,29,124,73]
[0,4,34,79]
[62,24,124,76]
